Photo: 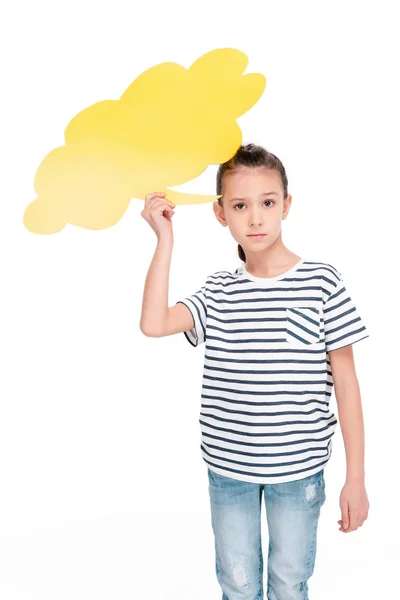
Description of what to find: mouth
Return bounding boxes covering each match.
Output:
[247,234,266,238]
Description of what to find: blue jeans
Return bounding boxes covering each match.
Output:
[207,468,326,600]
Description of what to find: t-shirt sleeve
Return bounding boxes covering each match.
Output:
[176,284,207,347]
[323,273,369,352]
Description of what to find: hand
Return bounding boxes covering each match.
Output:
[141,192,175,240]
[338,479,369,533]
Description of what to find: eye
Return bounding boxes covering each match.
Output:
[233,200,275,210]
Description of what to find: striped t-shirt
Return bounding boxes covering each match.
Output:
[177,258,369,484]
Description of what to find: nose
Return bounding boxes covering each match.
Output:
[249,211,263,227]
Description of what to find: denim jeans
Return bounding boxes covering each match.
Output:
[207,467,326,600]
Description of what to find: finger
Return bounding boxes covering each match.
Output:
[155,202,175,217]
[341,503,350,531]
[144,192,169,208]
[347,508,359,532]
[146,192,166,201]
[144,199,175,217]
[150,198,175,210]
[163,209,175,220]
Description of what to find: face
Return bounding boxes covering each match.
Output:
[213,167,292,254]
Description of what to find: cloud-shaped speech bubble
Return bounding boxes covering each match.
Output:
[23,48,266,234]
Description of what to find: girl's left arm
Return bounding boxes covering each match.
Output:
[329,344,370,533]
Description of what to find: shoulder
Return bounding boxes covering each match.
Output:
[204,267,242,289]
[303,259,342,284]
[302,259,344,303]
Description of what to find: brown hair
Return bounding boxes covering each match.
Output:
[216,143,289,262]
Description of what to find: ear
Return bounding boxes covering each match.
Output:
[282,194,292,220]
[213,200,228,226]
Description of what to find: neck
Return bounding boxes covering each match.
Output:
[244,239,300,278]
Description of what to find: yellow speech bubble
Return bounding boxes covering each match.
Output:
[23,48,266,234]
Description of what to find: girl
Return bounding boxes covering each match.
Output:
[140,144,370,600]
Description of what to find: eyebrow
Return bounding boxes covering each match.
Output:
[227,192,279,202]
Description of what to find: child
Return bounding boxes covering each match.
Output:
[140,143,370,600]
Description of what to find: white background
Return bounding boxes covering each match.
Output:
[1,1,398,598]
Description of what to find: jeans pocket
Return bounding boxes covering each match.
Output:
[208,467,230,488]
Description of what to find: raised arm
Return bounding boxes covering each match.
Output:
[139,192,194,338]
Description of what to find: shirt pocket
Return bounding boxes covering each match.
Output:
[285,306,322,345]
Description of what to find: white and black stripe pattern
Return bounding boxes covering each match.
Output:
[177,259,369,484]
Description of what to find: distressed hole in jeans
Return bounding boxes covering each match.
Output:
[232,563,249,587]
[305,483,317,501]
